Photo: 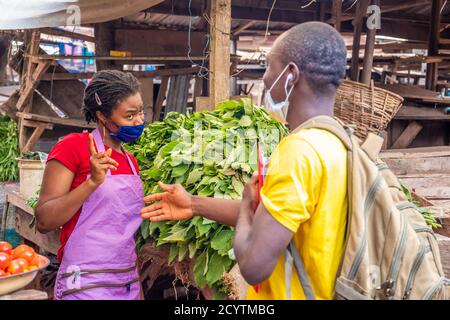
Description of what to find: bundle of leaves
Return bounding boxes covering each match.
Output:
[0,116,19,182]
[126,98,288,298]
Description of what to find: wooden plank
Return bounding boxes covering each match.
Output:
[40,27,95,43]
[16,112,96,128]
[437,234,450,278]
[394,106,450,120]
[332,0,342,32]
[209,0,231,108]
[381,146,450,159]
[195,97,211,112]
[166,75,191,114]
[22,124,47,153]
[7,190,34,215]
[30,55,205,62]
[153,76,169,122]
[334,0,432,23]
[400,175,450,199]
[115,29,207,58]
[361,0,379,85]
[137,77,154,123]
[426,0,442,91]
[350,0,370,82]
[40,67,201,81]
[0,289,48,300]
[15,208,61,256]
[16,61,50,112]
[21,119,53,130]
[391,121,424,149]
[233,20,256,37]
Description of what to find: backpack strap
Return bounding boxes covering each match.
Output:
[285,239,316,300]
[292,116,352,150]
[360,132,384,162]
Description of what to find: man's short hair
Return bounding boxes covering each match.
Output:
[275,22,347,94]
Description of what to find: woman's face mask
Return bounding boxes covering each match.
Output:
[264,64,294,122]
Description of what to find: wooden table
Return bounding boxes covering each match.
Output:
[1,185,60,255]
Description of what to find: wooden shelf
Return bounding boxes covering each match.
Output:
[394,106,450,121]
[16,112,96,128]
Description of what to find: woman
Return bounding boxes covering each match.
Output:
[35,70,145,300]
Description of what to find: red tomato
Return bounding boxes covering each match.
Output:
[17,250,36,264]
[7,260,24,274]
[0,252,11,270]
[12,244,34,260]
[14,258,29,269]
[0,241,12,255]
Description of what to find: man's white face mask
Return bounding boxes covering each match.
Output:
[264,64,294,122]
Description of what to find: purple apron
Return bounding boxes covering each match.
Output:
[54,129,144,300]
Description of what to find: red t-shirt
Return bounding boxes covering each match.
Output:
[46,131,140,263]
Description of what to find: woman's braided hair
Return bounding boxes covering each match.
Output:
[82,70,141,123]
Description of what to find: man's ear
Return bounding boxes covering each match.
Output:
[288,62,300,86]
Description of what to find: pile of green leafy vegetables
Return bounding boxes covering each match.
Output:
[400,182,441,229]
[0,116,19,182]
[126,98,288,298]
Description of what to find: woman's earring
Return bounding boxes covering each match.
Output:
[102,125,106,141]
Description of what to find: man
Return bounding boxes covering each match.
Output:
[141,21,348,300]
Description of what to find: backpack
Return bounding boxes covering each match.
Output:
[285,116,450,300]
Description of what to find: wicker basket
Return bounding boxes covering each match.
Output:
[334,79,404,140]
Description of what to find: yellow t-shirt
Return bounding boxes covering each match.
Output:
[246,127,348,300]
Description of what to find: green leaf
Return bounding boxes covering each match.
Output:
[186,168,203,185]
[168,245,178,265]
[171,164,190,178]
[205,252,233,285]
[239,115,252,127]
[178,243,189,261]
[193,250,208,288]
[163,228,188,242]
[140,219,150,239]
[231,176,244,195]
[210,229,234,256]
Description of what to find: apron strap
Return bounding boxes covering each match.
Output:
[91,129,138,176]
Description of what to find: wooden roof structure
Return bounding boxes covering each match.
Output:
[0,0,449,152]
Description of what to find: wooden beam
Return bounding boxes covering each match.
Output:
[391,121,424,149]
[30,55,205,62]
[426,0,442,91]
[332,1,342,32]
[361,0,379,85]
[22,123,47,153]
[40,67,202,81]
[16,61,50,112]
[94,21,116,71]
[16,112,96,128]
[21,119,53,129]
[335,0,432,23]
[40,27,95,43]
[209,0,231,108]
[153,76,169,122]
[233,20,257,37]
[319,1,326,22]
[350,0,370,82]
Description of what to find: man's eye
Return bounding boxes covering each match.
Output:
[127,114,134,120]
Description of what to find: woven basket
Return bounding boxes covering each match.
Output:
[334,79,404,140]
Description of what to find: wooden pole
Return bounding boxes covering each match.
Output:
[0,34,10,86]
[94,21,116,71]
[426,0,442,91]
[209,0,231,108]
[350,0,370,82]
[361,0,379,85]
[333,0,342,32]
